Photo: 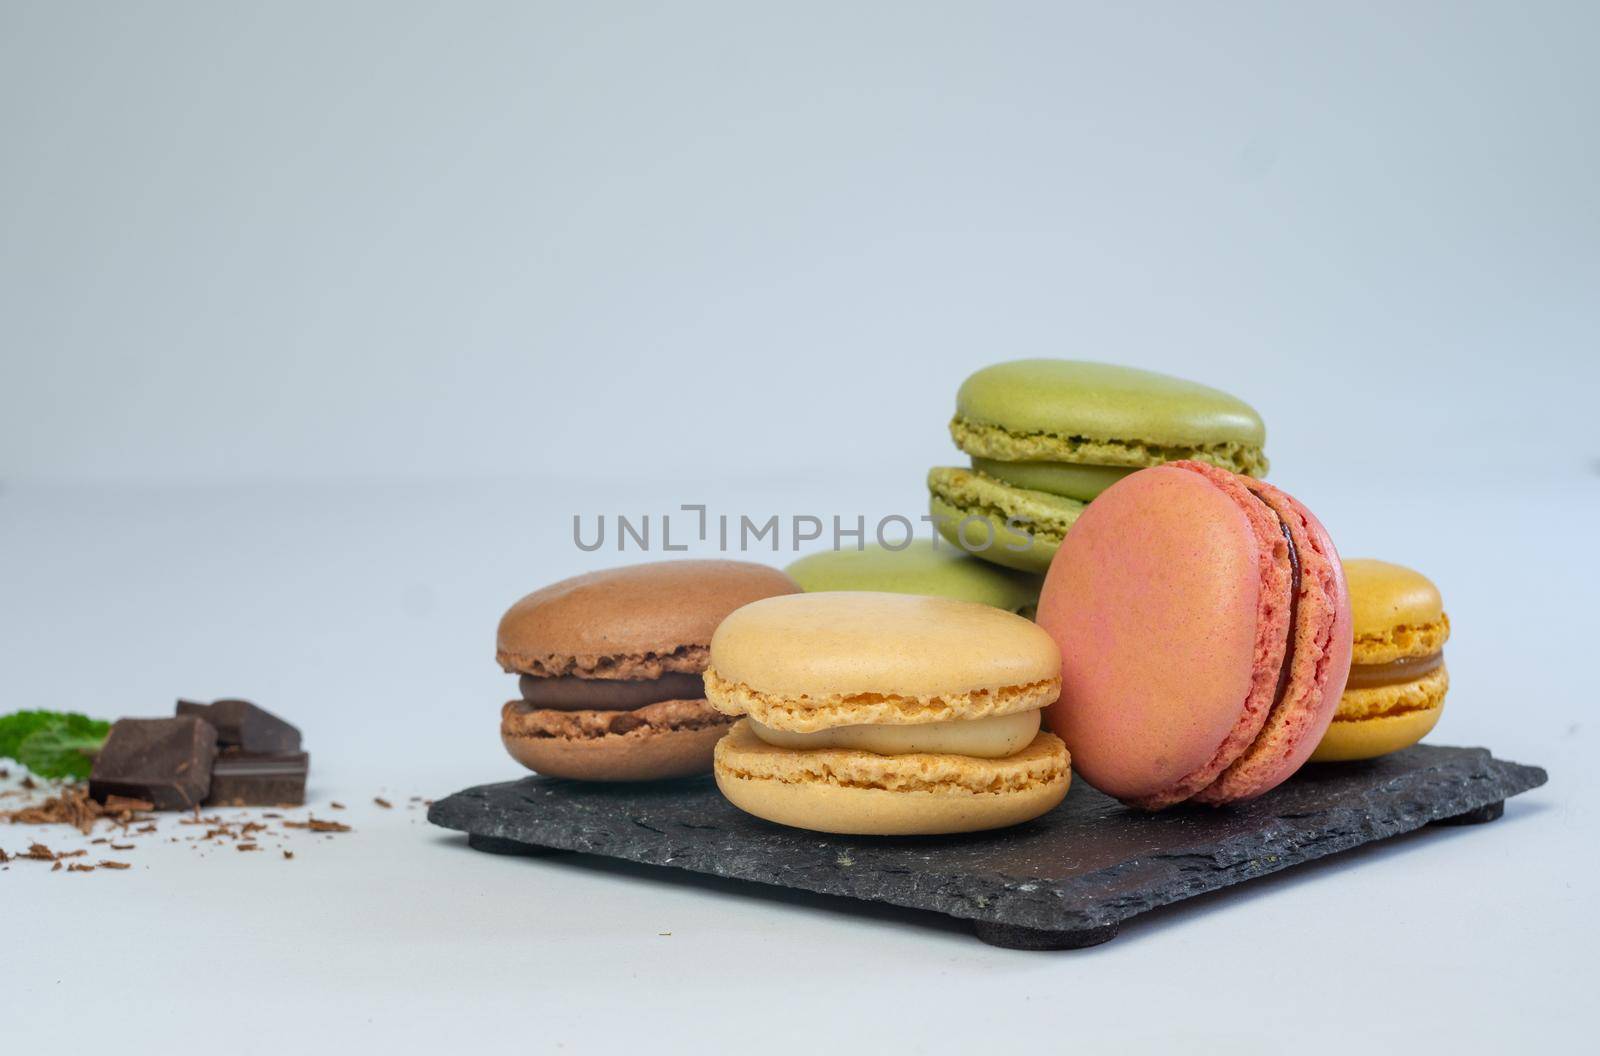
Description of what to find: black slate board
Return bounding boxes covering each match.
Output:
[428,744,1545,949]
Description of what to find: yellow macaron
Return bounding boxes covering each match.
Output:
[705,592,1071,835]
[1309,559,1449,762]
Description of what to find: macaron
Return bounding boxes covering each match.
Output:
[929,360,1268,573]
[497,560,801,781]
[705,592,1072,835]
[1309,559,1449,762]
[785,538,1043,615]
[1036,462,1352,809]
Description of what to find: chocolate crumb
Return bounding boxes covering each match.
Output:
[374,797,392,809]
[98,860,130,870]
[51,861,61,871]
[0,848,9,863]
[284,818,351,833]
[283,850,294,860]
[21,776,37,790]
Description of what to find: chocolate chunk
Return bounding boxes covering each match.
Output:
[89,718,217,811]
[517,672,706,711]
[176,698,301,753]
[204,749,309,807]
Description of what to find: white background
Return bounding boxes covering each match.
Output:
[2,2,1596,1053]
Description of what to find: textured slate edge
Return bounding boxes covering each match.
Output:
[1027,752,1546,932]
[428,748,1546,934]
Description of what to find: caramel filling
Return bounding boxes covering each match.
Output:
[1344,652,1444,690]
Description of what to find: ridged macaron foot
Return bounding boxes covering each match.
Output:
[1036,462,1352,809]
[1310,559,1449,762]
[786,538,1043,615]
[496,560,800,781]
[704,591,1071,834]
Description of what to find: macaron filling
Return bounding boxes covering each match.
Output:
[745,709,1041,759]
[502,698,733,739]
[518,672,707,711]
[1344,652,1444,690]
[969,457,1134,502]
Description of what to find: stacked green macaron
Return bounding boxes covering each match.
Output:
[928,360,1269,572]
[786,539,1043,616]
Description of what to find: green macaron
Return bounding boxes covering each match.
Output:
[785,538,1043,615]
[928,360,1267,573]
[952,359,1268,483]
[926,467,1083,574]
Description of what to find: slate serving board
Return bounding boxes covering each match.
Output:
[428,744,1545,949]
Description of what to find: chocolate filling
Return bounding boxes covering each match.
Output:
[518,672,706,711]
[1262,503,1302,718]
[1345,652,1444,690]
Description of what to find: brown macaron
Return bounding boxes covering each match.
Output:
[497,560,801,781]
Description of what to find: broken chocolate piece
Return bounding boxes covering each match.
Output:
[89,717,217,811]
[204,749,309,807]
[176,698,301,753]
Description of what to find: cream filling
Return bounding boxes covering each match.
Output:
[746,709,1041,759]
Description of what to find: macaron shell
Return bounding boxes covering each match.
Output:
[1310,699,1444,763]
[500,699,732,781]
[785,538,1043,613]
[951,359,1268,475]
[707,591,1061,703]
[1344,558,1450,664]
[1192,478,1352,803]
[1037,465,1275,802]
[497,560,801,676]
[927,466,1083,574]
[1311,664,1448,762]
[713,722,1071,835]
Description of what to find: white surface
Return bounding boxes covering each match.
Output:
[1,475,1594,1053]
[3,2,1597,1051]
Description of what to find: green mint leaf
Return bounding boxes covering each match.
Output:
[0,711,112,776]
[15,723,110,781]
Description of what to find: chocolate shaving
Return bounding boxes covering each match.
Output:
[67,862,93,873]
[98,860,130,870]
[284,818,350,833]
[374,797,392,809]
[3,783,153,835]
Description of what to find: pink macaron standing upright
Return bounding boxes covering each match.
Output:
[1036,461,1352,809]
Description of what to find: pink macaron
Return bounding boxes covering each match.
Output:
[1036,461,1352,809]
